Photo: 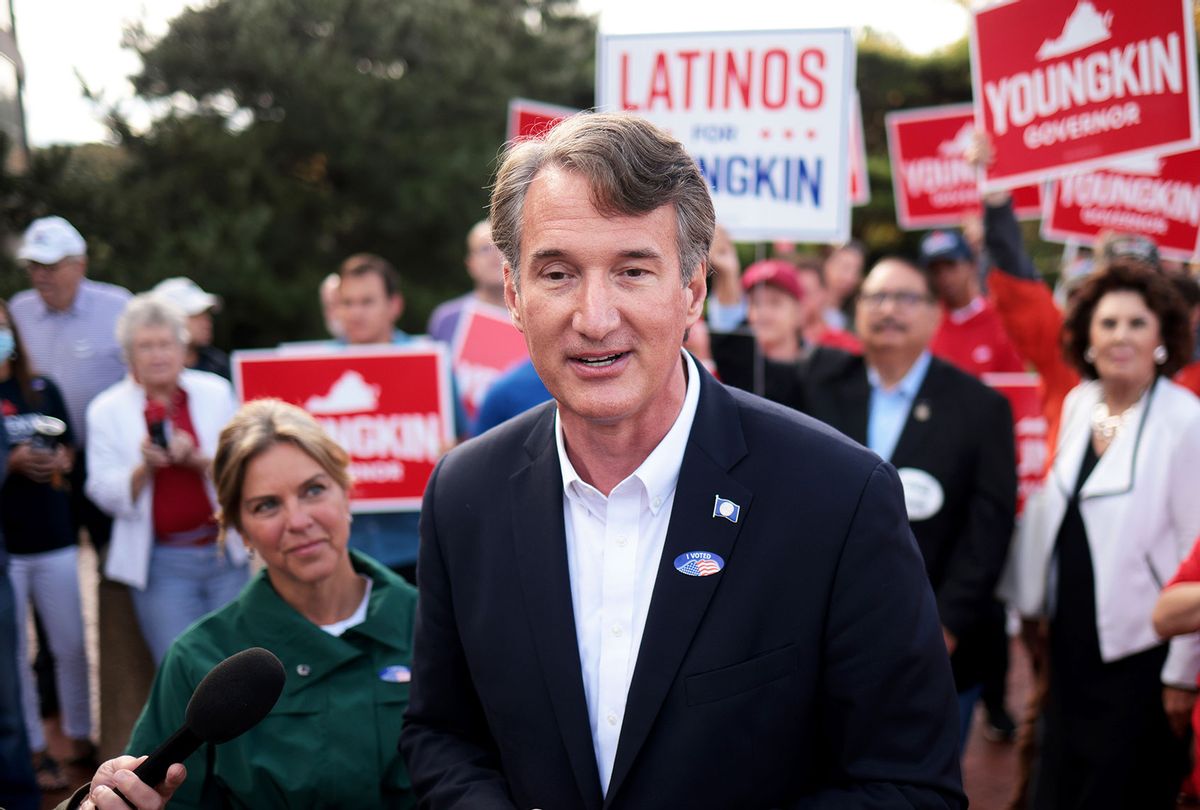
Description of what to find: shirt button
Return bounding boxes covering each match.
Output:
[296,664,311,677]
[653,497,663,509]
[616,535,628,547]
[611,624,623,637]
[607,713,618,726]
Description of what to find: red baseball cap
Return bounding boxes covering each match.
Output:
[741,259,804,301]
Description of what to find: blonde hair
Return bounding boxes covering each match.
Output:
[212,399,351,539]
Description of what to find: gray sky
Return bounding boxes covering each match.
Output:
[14,0,971,147]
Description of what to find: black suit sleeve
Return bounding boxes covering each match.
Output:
[935,389,1017,640]
[789,463,965,809]
[400,461,519,809]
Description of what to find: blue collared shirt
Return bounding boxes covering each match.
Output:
[866,351,932,462]
[9,279,131,446]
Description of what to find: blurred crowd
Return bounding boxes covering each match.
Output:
[1,127,1200,810]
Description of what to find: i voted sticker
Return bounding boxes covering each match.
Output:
[674,551,725,577]
[379,665,411,683]
[896,467,945,522]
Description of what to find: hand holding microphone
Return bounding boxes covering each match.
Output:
[80,647,285,810]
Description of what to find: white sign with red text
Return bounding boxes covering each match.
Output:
[886,103,1044,230]
[233,345,454,511]
[1041,148,1200,259]
[970,0,1200,190]
[596,29,855,243]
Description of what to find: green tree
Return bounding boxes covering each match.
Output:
[11,0,596,349]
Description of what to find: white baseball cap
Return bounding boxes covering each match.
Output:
[17,216,87,264]
[152,277,221,315]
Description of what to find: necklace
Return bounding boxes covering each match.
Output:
[1090,383,1151,441]
[1090,401,1131,440]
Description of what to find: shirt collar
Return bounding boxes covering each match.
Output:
[946,295,985,324]
[32,280,93,319]
[555,350,701,517]
[866,350,932,399]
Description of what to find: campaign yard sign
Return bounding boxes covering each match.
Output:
[1041,148,1200,259]
[885,103,1043,230]
[982,372,1048,515]
[849,91,870,207]
[233,345,454,511]
[506,98,578,142]
[596,29,856,243]
[451,303,530,423]
[970,0,1200,190]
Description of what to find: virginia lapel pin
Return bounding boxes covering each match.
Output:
[712,495,740,523]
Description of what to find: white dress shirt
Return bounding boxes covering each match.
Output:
[555,351,701,796]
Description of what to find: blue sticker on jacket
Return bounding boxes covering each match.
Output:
[674,551,725,577]
[379,665,411,683]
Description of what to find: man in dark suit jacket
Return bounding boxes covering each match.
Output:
[795,259,1017,745]
[400,113,965,809]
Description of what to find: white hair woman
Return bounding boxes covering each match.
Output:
[85,293,247,663]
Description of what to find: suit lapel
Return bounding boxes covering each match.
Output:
[605,371,752,805]
[1080,379,1159,500]
[889,359,942,466]
[509,408,603,809]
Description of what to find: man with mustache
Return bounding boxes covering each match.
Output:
[797,257,1018,751]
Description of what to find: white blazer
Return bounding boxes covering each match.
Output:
[85,369,247,590]
[1003,377,1200,687]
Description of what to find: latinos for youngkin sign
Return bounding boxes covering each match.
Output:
[885,103,1043,230]
[596,29,855,243]
[233,345,455,511]
[970,0,1200,191]
[1041,149,1200,259]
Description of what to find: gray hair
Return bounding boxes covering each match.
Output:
[116,293,191,359]
[490,112,716,289]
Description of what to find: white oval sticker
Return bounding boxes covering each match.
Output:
[897,467,944,522]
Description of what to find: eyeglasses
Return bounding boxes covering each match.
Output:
[858,291,933,310]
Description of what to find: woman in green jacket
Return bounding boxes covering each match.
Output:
[65,398,417,809]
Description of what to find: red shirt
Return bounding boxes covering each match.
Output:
[149,388,217,542]
[1176,362,1200,399]
[815,326,862,354]
[930,296,1027,378]
[1168,537,1200,589]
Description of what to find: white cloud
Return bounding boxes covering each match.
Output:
[304,371,380,414]
[1036,0,1113,61]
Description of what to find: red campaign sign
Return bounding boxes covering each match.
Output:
[970,0,1200,190]
[1041,148,1200,259]
[233,346,454,512]
[983,372,1048,516]
[849,91,870,207]
[451,304,530,423]
[506,98,578,142]
[885,103,1043,230]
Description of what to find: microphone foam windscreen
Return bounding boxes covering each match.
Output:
[184,647,286,744]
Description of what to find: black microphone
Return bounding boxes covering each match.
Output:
[114,647,285,805]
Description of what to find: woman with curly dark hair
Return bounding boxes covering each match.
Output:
[1005,260,1200,809]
